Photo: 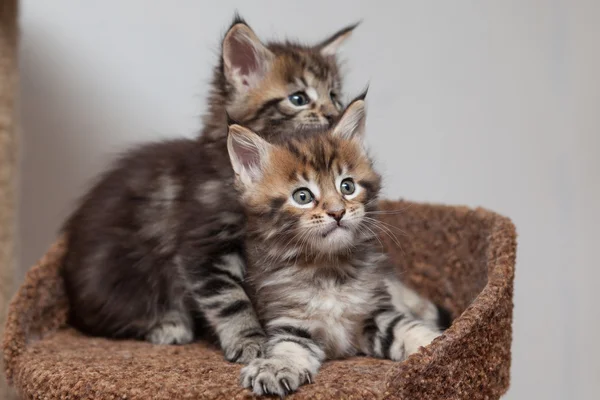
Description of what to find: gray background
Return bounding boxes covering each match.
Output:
[18,1,600,398]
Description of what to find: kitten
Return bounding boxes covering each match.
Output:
[62,15,357,365]
[203,15,354,141]
[226,96,443,397]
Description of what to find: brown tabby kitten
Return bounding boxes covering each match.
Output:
[62,15,357,364]
[227,96,443,397]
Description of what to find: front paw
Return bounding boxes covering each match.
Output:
[403,326,442,357]
[224,336,266,364]
[240,357,313,397]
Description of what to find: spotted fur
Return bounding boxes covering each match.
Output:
[228,97,445,397]
[62,15,357,364]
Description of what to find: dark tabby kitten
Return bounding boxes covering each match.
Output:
[62,16,356,364]
[226,96,443,397]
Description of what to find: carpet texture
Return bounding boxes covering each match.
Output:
[3,200,516,399]
[0,0,18,398]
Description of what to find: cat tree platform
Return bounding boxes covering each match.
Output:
[3,200,516,399]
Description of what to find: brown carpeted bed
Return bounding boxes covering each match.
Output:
[1,1,516,398]
[3,200,516,399]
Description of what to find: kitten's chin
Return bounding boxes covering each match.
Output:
[313,226,355,254]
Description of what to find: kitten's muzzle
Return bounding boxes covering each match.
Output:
[327,209,346,223]
[321,224,348,238]
[320,218,349,238]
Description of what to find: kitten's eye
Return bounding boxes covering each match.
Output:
[340,178,356,195]
[292,188,314,205]
[288,91,310,107]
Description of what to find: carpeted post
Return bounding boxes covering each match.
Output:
[0,0,19,398]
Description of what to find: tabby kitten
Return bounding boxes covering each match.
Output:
[226,96,443,397]
[62,15,356,364]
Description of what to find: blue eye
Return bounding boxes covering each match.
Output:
[289,91,310,107]
[292,188,314,205]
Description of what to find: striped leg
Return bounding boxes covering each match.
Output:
[387,279,453,331]
[193,253,266,364]
[240,322,324,397]
[361,303,441,361]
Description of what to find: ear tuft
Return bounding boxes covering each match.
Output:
[229,11,248,30]
[225,111,239,127]
[352,85,369,102]
[318,21,361,57]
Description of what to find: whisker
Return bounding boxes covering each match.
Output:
[364,202,414,216]
[357,224,384,252]
[362,217,408,236]
[361,218,404,252]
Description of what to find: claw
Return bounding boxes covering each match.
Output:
[281,378,291,393]
[262,383,268,395]
[227,348,243,363]
[305,370,313,384]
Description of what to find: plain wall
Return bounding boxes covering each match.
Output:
[17,1,600,398]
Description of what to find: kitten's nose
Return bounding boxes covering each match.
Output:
[327,209,346,223]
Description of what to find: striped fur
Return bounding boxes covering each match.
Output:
[62,15,356,365]
[229,99,444,397]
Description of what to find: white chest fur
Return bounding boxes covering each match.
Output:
[281,270,376,358]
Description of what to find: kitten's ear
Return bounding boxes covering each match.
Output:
[222,17,274,91]
[317,22,360,57]
[227,124,273,187]
[331,91,367,140]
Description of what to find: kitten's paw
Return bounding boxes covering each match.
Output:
[404,326,442,357]
[146,321,193,345]
[240,357,313,397]
[417,328,442,348]
[224,336,266,364]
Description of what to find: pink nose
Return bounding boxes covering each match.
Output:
[327,209,346,223]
